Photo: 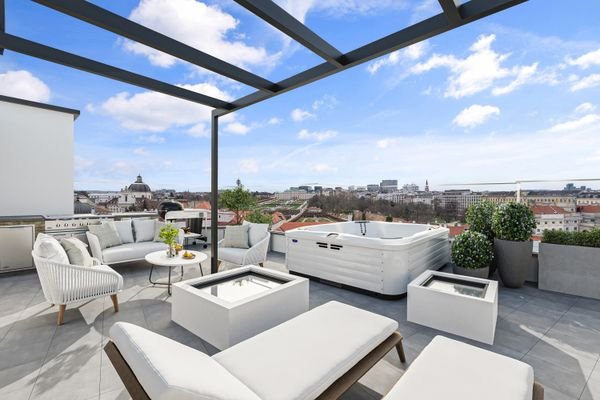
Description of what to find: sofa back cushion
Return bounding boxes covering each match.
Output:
[132,219,155,242]
[222,224,250,249]
[244,222,269,247]
[88,223,123,250]
[33,233,69,264]
[60,238,93,267]
[112,220,134,244]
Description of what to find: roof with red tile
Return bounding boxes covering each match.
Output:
[447,225,468,238]
[578,205,600,213]
[531,205,568,215]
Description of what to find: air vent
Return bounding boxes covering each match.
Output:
[330,244,343,251]
[316,242,328,248]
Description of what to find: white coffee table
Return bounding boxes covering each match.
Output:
[145,250,208,295]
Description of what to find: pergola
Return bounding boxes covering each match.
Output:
[0,0,528,273]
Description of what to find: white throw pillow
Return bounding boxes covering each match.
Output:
[222,225,250,249]
[60,238,93,267]
[110,220,134,244]
[244,222,269,247]
[133,219,156,243]
[154,221,166,242]
[88,223,122,249]
[34,233,69,264]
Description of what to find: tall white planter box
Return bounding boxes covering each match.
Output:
[172,265,309,350]
[408,270,498,344]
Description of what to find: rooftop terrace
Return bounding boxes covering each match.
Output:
[1,248,599,400]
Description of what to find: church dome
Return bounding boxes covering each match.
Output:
[128,175,152,193]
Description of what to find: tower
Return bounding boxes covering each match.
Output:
[425,179,430,193]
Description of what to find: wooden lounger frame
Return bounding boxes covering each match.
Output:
[104,332,544,400]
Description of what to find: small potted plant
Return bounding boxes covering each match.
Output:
[465,201,496,276]
[451,231,494,278]
[492,202,536,288]
[159,224,179,258]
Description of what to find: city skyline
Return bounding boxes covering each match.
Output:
[1,1,600,192]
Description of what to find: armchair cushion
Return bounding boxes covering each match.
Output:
[111,220,134,244]
[86,232,103,261]
[110,322,261,400]
[222,224,250,249]
[34,233,69,264]
[244,222,269,247]
[60,237,93,267]
[133,219,155,242]
[89,223,122,249]
[218,247,248,265]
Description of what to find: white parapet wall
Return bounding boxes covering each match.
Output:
[0,96,79,217]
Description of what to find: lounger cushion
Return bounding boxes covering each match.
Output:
[102,241,168,264]
[383,335,534,400]
[109,322,261,400]
[213,301,398,400]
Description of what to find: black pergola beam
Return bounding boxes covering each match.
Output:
[233,0,345,68]
[0,0,5,55]
[217,0,527,115]
[438,0,463,25]
[32,0,279,93]
[0,33,233,110]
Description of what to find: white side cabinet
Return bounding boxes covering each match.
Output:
[0,225,35,273]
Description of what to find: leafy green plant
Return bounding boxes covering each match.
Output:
[466,200,495,241]
[385,215,393,222]
[542,229,600,248]
[219,186,256,224]
[451,231,494,269]
[159,224,179,247]
[492,202,536,242]
[245,210,272,225]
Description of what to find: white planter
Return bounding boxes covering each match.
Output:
[172,265,309,350]
[408,270,498,344]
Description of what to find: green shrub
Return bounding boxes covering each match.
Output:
[245,210,272,225]
[542,229,600,248]
[466,201,496,241]
[492,202,536,242]
[451,231,494,270]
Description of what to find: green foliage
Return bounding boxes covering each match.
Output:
[492,202,536,242]
[451,231,494,269]
[542,229,600,248]
[245,210,272,225]
[466,201,495,241]
[385,215,393,222]
[219,186,256,224]
[159,224,179,246]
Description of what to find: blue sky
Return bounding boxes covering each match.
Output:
[2,0,600,192]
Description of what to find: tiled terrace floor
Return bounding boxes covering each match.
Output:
[1,250,600,400]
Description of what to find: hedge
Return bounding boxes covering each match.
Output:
[542,229,600,248]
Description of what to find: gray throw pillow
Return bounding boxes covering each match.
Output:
[60,238,94,267]
[154,221,166,242]
[222,225,250,249]
[133,219,156,242]
[88,223,122,250]
[244,222,269,247]
[111,220,134,244]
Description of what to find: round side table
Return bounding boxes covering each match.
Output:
[145,250,208,295]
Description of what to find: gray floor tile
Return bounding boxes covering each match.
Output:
[523,353,588,398]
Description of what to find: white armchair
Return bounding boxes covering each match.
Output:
[218,229,270,268]
[32,252,123,325]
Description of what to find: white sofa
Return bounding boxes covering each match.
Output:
[86,219,183,265]
[105,301,405,400]
[218,222,270,268]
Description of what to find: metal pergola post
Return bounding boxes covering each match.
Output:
[210,111,219,274]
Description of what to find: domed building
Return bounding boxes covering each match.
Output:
[118,175,153,211]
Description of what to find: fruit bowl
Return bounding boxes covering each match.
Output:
[182,252,196,260]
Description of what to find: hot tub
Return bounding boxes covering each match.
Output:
[285,221,450,297]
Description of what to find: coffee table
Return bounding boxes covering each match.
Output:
[145,250,208,295]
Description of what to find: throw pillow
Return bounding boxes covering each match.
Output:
[88,223,122,249]
[244,221,269,247]
[153,221,165,242]
[133,219,156,243]
[60,238,93,267]
[222,225,250,249]
[33,233,69,264]
[110,220,134,244]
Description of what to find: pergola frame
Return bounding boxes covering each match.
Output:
[0,0,528,273]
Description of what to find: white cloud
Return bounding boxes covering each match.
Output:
[567,48,600,69]
[291,108,315,122]
[139,134,166,144]
[312,163,338,173]
[74,156,94,171]
[276,0,406,23]
[570,74,600,92]
[267,117,282,125]
[453,105,501,128]
[224,122,251,135]
[411,34,540,98]
[367,41,428,74]
[133,147,149,156]
[124,0,280,70]
[312,94,338,110]
[238,158,259,174]
[297,129,338,142]
[546,113,600,133]
[96,83,231,134]
[575,102,596,114]
[0,70,51,102]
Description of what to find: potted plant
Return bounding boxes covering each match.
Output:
[539,229,600,299]
[465,201,496,276]
[491,203,536,288]
[451,231,494,278]
[159,224,179,258]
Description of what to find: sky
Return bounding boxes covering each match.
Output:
[2,0,600,192]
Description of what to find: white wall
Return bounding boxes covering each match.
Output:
[0,101,75,217]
